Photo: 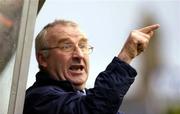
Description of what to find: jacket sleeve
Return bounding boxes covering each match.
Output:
[23,57,137,114]
[84,57,137,114]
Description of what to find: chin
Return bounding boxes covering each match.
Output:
[73,81,85,87]
[72,80,86,89]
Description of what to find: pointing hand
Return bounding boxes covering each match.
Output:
[118,24,160,64]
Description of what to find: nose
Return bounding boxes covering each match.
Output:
[72,46,84,58]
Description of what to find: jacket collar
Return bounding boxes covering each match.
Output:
[34,70,75,92]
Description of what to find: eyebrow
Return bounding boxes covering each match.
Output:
[79,38,88,43]
[57,38,72,44]
[57,37,88,44]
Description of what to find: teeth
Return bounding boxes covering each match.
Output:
[69,65,83,71]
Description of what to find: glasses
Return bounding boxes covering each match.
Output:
[41,43,94,54]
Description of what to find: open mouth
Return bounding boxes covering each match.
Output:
[69,65,84,72]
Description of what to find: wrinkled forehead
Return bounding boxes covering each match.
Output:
[46,24,88,43]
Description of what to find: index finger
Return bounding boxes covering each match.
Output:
[138,24,160,33]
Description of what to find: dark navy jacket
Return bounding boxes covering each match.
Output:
[23,57,137,114]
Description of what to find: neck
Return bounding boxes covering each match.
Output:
[72,84,85,90]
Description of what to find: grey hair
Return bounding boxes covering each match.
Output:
[35,19,79,57]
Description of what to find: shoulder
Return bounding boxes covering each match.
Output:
[25,85,65,98]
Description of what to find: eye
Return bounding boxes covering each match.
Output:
[79,44,88,49]
[59,43,73,51]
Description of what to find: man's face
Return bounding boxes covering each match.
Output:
[40,24,90,89]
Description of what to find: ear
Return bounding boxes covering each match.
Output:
[36,52,48,68]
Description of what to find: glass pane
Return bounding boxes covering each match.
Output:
[0,0,23,114]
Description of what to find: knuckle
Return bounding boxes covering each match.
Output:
[143,38,149,44]
[129,31,139,42]
[130,30,138,36]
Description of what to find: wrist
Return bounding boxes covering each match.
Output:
[117,51,132,64]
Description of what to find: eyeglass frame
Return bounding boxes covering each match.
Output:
[40,42,94,54]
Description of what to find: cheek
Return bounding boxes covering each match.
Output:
[85,56,90,72]
[56,55,71,73]
[48,53,71,72]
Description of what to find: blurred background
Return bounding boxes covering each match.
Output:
[0,0,23,113]
[1,0,179,114]
[27,0,180,114]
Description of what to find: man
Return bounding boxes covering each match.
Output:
[23,20,160,114]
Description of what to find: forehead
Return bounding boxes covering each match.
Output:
[46,24,88,43]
